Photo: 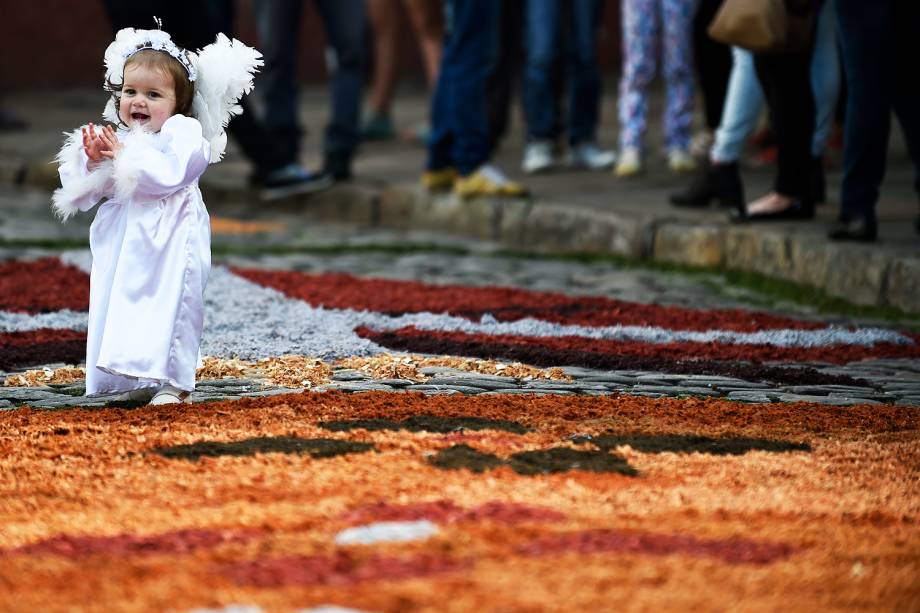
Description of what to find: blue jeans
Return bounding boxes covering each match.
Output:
[253,0,367,162]
[427,0,500,175]
[837,0,920,221]
[522,0,603,145]
[710,1,840,163]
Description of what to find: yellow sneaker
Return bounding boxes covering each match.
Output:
[420,167,458,191]
[614,148,642,177]
[668,148,697,173]
[453,164,529,199]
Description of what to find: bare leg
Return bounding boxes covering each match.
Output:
[367,0,401,116]
[403,0,443,87]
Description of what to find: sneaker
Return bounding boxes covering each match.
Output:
[260,163,333,201]
[614,148,642,177]
[362,113,395,140]
[149,384,191,406]
[668,149,697,173]
[454,164,529,199]
[421,167,458,191]
[568,142,616,170]
[522,141,555,174]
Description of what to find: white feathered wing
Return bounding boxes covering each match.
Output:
[191,34,262,163]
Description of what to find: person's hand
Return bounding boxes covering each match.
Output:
[98,126,124,159]
[82,123,106,165]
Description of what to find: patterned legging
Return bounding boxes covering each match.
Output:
[617,0,695,152]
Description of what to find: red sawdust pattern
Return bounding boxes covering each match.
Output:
[231,268,822,332]
[220,552,469,587]
[358,325,920,366]
[356,327,875,386]
[5,528,256,560]
[342,500,566,525]
[0,258,89,313]
[517,529,796,566]
[0,330,86,370]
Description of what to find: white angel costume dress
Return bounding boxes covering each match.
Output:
[52,28,262,396]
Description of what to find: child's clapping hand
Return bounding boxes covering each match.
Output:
[98,126,123,159]
[82,123,106,166]
[82,124,123,167]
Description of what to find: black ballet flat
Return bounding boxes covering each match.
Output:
[729,199,814,223]
[828,217,877,242]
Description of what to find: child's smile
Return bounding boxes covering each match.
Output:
[118,64,177,133]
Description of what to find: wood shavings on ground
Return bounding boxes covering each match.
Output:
[335,354,572,382]
[254,355,333,388]
[3,366,86,387]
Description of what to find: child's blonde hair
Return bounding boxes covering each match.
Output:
[105,49,195,126]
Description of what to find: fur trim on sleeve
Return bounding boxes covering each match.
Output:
[51,127,113,222]
[111,126,157,203]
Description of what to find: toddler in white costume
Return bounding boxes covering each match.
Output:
[52,25,261,404]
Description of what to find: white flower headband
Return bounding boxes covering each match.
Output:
[104,18,197,83]
[101,19,263,165]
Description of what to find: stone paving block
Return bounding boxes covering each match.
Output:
[405,384,485,395]
[239,389,300,398]
[0,399,12,409]
[425,376,516,390]
[726,392,776,403]
[895,396,920,406]
[653,222,723,268]
[320,382,395,393]
[578,374,638,385]
[331,371,369,382]
[884,256,920,313]
[778,393,870,406]
[479,389,574,396]
[0,387,64,401]
[372,378,416,388]
[823,246,891,307]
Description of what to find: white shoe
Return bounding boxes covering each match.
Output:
[668,148,697,172]
[614,147,642,177]
[111,387,156,403]
[522,141,555,174]
[568,142,616,170]
[149,384,191,405]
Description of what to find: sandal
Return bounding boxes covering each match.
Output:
[149,384,191,405]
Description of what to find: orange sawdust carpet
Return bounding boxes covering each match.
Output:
[1,391,918,612]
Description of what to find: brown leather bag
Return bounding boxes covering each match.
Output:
[708,0,814,54]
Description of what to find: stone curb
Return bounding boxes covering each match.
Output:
[10,156,920,313]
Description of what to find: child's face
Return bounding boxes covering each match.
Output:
[118,64,177,133]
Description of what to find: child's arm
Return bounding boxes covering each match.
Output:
[109,115,211,203]
[52,124,115,221]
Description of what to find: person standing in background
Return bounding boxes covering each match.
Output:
[422,0,528,199]
[362,0,443,142]
[253,0,367,184]
[520,0,615,175]
[615,0,696,177]
[829,0,920,241]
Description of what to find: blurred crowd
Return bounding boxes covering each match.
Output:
[34,0,920,242]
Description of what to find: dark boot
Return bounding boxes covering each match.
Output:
[670,160,744,209]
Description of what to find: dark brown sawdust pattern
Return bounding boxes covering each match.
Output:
[356,327,879,386]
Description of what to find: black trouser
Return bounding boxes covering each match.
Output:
[836,0,920,222]
[754,50,815,202]
[101,0,289,180]
[487,0,524,152]
[693,0,732,132]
